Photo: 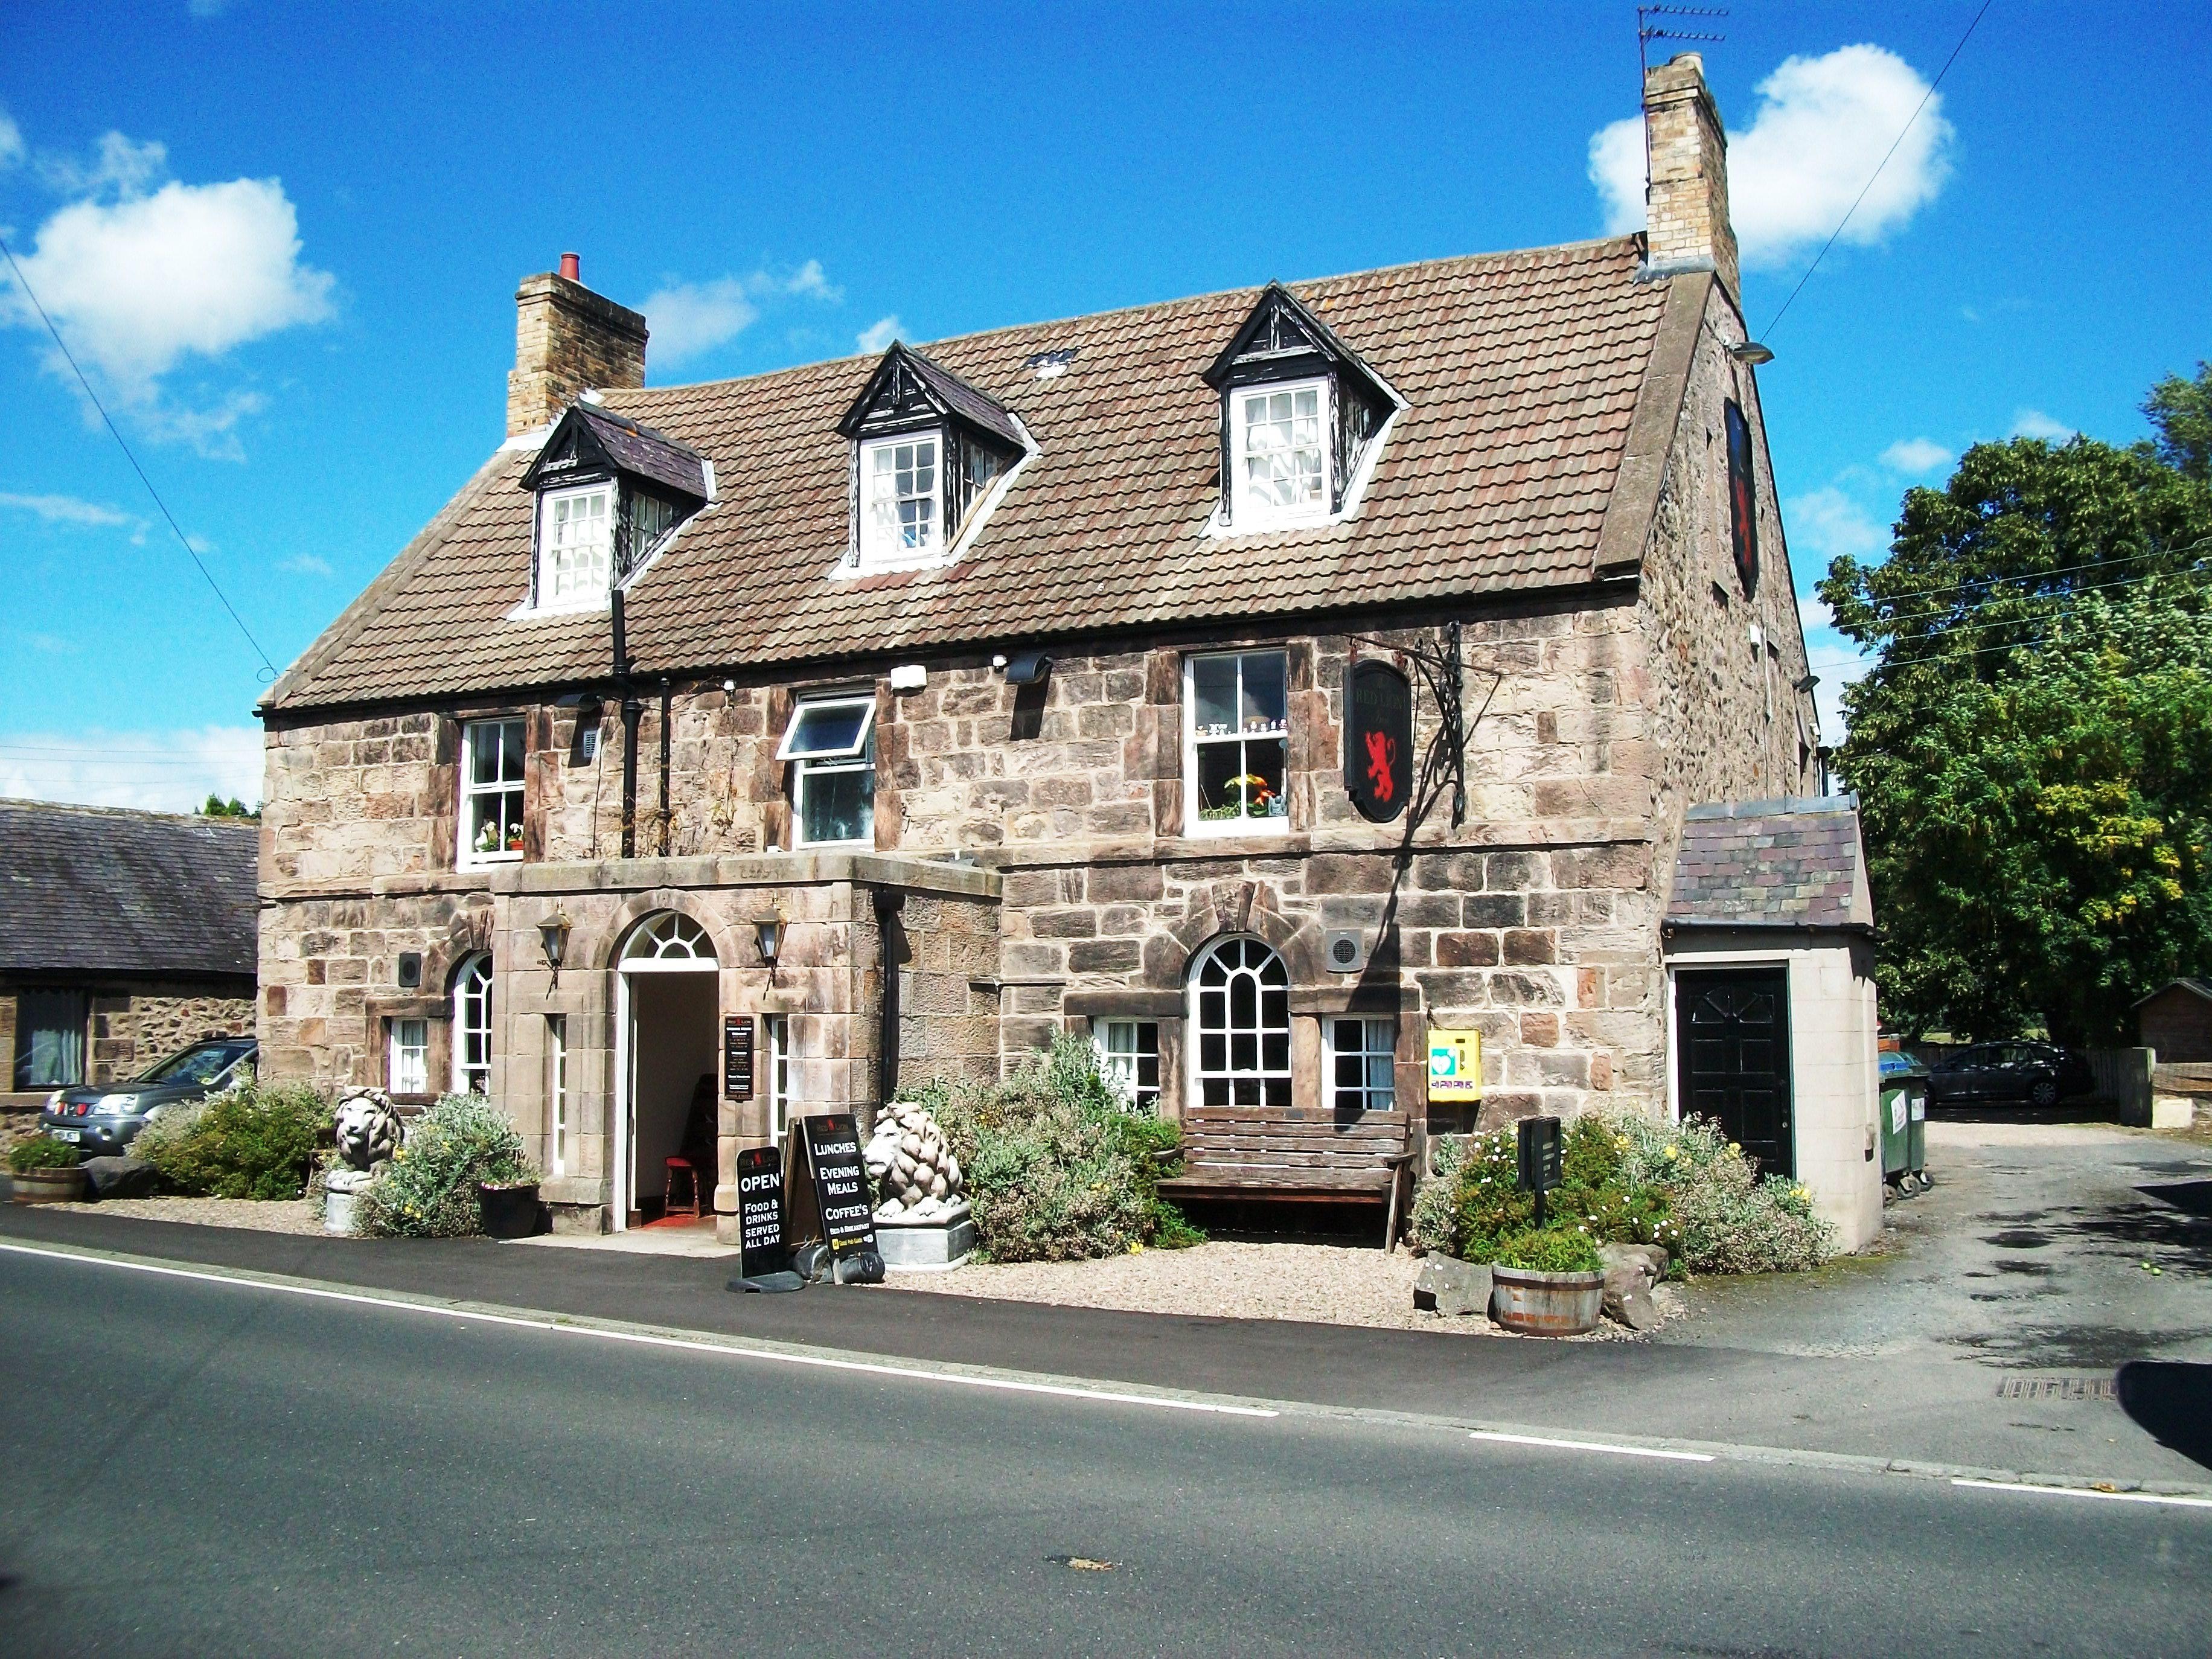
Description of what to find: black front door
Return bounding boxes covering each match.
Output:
[1676,968,1794,1178]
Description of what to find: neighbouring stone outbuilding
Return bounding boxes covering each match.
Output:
[0,799,257,1115]
[258,54,1876,1243]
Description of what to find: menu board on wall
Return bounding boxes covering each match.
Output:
[723,1017,755,1101]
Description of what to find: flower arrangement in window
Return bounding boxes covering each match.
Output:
[473,819,524,855]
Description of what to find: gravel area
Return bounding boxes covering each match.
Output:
[39,1197,324,1236]
[888,1240,1676,1339]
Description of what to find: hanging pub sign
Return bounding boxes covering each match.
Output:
[735,1145,787,1279]
[1344,658,1413,823]
[795,1112,883,1282]
[1725,399,1758,595]
[723,1016,755,1101]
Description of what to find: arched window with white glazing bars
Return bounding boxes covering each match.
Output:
[619,910,716,966]
[453,954,493,1096]
[1188,936,1292,1110]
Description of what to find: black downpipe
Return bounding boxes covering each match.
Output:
[872,887,904,1117]
[613,589,641,858]
[657,676,672,857]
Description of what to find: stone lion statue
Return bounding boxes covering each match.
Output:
[863,1099,965,1223]
[333,1087,402,1172]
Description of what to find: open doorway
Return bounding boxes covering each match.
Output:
[614,911,720,1230]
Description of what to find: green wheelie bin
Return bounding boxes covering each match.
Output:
[1879,1050,1931,1194]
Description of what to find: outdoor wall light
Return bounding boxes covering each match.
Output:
[755,918,785,974]
[539,907,574,989]
[1730,341,1776,366]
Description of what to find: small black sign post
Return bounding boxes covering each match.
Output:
[723,1016,755,1101]
[1517,1114,1564,1229]
[1344,659,1414,824]
[796,1112,883,1284]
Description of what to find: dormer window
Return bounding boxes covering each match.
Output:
[862,432,941,561]
[519,402,708,613]
[1232,379,1328,526]
[1204,284,1402,534]
[837,343,1030,574]
[539,484,613,604]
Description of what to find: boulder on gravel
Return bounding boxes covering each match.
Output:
[1599,1242,1668,1331]
[81,1156,159,1201]
[1413,1255,1493,1318]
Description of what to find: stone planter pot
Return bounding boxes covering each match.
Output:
[1489,1265,1605,1337]
[477,1182,543,1239]
[10,1166,89,1205]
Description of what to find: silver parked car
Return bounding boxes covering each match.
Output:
[39,1036,258,1158]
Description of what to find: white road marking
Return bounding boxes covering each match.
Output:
[1951,1478,2212,1510]
[1470,1429,1715,1463]
[0,1240,1279,1419]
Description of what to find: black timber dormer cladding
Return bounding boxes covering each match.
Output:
[520,401,709,608]
[837,343,1026,570]
[1204,283,1399,528]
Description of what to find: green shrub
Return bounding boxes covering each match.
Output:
[360,1094,538,1238]
[10,1134,82,1174]
[1491,1224,1603,1273]
[1414,1110,1829,1276]
[906,1034,1202,1262]
[135,1082,332,1200]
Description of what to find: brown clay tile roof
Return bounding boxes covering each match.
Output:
[266,235,1675,712]
[1666,796,1873,930]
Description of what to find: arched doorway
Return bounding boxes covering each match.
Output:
[613,910,720,1230]
[1188,935,1293,1111]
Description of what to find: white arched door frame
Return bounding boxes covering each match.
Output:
[611,912,719,1230]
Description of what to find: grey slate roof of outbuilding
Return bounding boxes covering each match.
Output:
[263,235,1707,714]
[2135,978,2212,1009]
[0,799,258,978]
[1665,795,1873,931]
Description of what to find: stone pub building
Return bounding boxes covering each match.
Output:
[258,56,1882,1248]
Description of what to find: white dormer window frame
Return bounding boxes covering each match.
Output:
[858,431,943,569]
[1229,376,1333,531]
[535,481,615,610]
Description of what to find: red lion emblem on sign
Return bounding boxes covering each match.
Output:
[1364,729,1397,804]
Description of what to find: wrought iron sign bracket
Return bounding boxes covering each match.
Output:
[1349,621,1489,836]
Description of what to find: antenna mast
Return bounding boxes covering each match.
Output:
[1635,6,1728,220]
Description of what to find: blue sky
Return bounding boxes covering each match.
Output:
[2,1,2207,808]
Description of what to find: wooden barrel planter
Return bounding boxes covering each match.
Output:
[9,1166,89,1205]
[1490,1265,1605,1337]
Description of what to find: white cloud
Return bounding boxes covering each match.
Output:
[642,278,759,368]
[1795,589,1834,633]
[280,552,333,577]
[0,726,263,813]
[642,263,842,369]
[1590,44,1953,267]
[1880,437,1952,475]
[2010,408,2074,441]
[857,315,901,354]
[39,130,168,199]
[0,490,138,529]
[1786,485,1888,563]
[1795,588,1873,743]
[0,105,22,170]
[4,175,334,408]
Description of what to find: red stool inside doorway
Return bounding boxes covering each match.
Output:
[663,1157,704,1220]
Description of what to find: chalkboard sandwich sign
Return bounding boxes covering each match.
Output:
[795,1112,884,1285]
[726,1145,802,1293]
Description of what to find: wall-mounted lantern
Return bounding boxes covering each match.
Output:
[539,907,574,989]
[755,917,785,979]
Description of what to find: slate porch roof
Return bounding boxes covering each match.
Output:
[1665,796,1874,932]
[266,235,1695,714]
[0,799,258,979]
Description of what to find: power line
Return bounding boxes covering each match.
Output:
[0,232,278,680]
[1763,0,1995,339]
[1815,558,2212,638]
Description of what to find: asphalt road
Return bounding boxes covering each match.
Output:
[5,1247,2209,1657]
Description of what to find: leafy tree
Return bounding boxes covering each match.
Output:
[1818,394,2212,1044]
[199,794,259,819]
[2143,360,2211,483]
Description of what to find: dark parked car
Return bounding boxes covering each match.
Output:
[1924,1041,2094,1110]
[39,1035,258,1157]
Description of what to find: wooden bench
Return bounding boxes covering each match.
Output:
[1157,1107,1419,1248]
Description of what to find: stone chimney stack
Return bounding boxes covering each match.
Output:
[1641,52,1739,299]
[506,254,648,436]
